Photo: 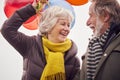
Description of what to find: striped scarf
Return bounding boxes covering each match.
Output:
[87,28,110,80]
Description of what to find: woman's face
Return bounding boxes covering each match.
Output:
[47,17,70,43]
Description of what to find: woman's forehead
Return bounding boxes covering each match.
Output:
[58,18,70,22]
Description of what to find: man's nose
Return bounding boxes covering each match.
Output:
[86,18,91,26]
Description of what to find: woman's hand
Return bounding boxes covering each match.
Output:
[32,0,48,13]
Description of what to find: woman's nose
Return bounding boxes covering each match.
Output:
[64,25,70,30]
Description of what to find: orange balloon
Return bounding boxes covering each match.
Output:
[23,14,41,30]
[66,0,88,6]
[24,14,37,24]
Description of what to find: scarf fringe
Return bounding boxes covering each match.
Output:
[44,72,66,80]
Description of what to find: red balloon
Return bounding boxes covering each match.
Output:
[4,0,39,30]
[4,0,33,18]
[66,0,88,6]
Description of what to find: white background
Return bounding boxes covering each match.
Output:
[0,0,93,80]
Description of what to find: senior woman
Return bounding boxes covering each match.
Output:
[1,0,80,80]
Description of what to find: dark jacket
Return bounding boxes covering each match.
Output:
[1,4,80,80]
[80,23,120,80]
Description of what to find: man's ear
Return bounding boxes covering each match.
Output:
[103,10,110,22]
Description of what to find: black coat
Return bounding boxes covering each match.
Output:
[80,23,120,80]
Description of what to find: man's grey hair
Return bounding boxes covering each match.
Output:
[90,0,120,25]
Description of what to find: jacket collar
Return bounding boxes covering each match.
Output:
[109,22,120,35]
[94,32,120,79]
[94,23,120,79]
[64,40,78,62]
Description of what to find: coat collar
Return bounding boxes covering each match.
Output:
[82,23,120,79]
[94,32,120,79]
[64,40,78,62]
[94,22,120,79]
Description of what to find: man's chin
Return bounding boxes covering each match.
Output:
[93,31,101,37]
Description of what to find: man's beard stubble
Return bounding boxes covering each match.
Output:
[93,17,104,37]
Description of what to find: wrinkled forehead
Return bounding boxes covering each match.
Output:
[89,2,96,13]
[90,2,95,10]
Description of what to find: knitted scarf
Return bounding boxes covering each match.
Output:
[40,37,72,80]
[87,28,110,80]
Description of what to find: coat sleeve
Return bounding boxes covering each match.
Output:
[1,4,36,57]
[72,56,80,80]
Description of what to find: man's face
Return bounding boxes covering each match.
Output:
[86,2,107,37]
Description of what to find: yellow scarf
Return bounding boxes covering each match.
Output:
[40,37,72,80]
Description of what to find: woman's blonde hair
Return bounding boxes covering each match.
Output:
[38,6,74,36]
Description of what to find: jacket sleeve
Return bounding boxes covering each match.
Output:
[1,4,36,57]
[72,56,80,80]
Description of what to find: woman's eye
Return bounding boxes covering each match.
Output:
[67,24,70,27]
[61,23,70,28]
[61,22,66,25]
